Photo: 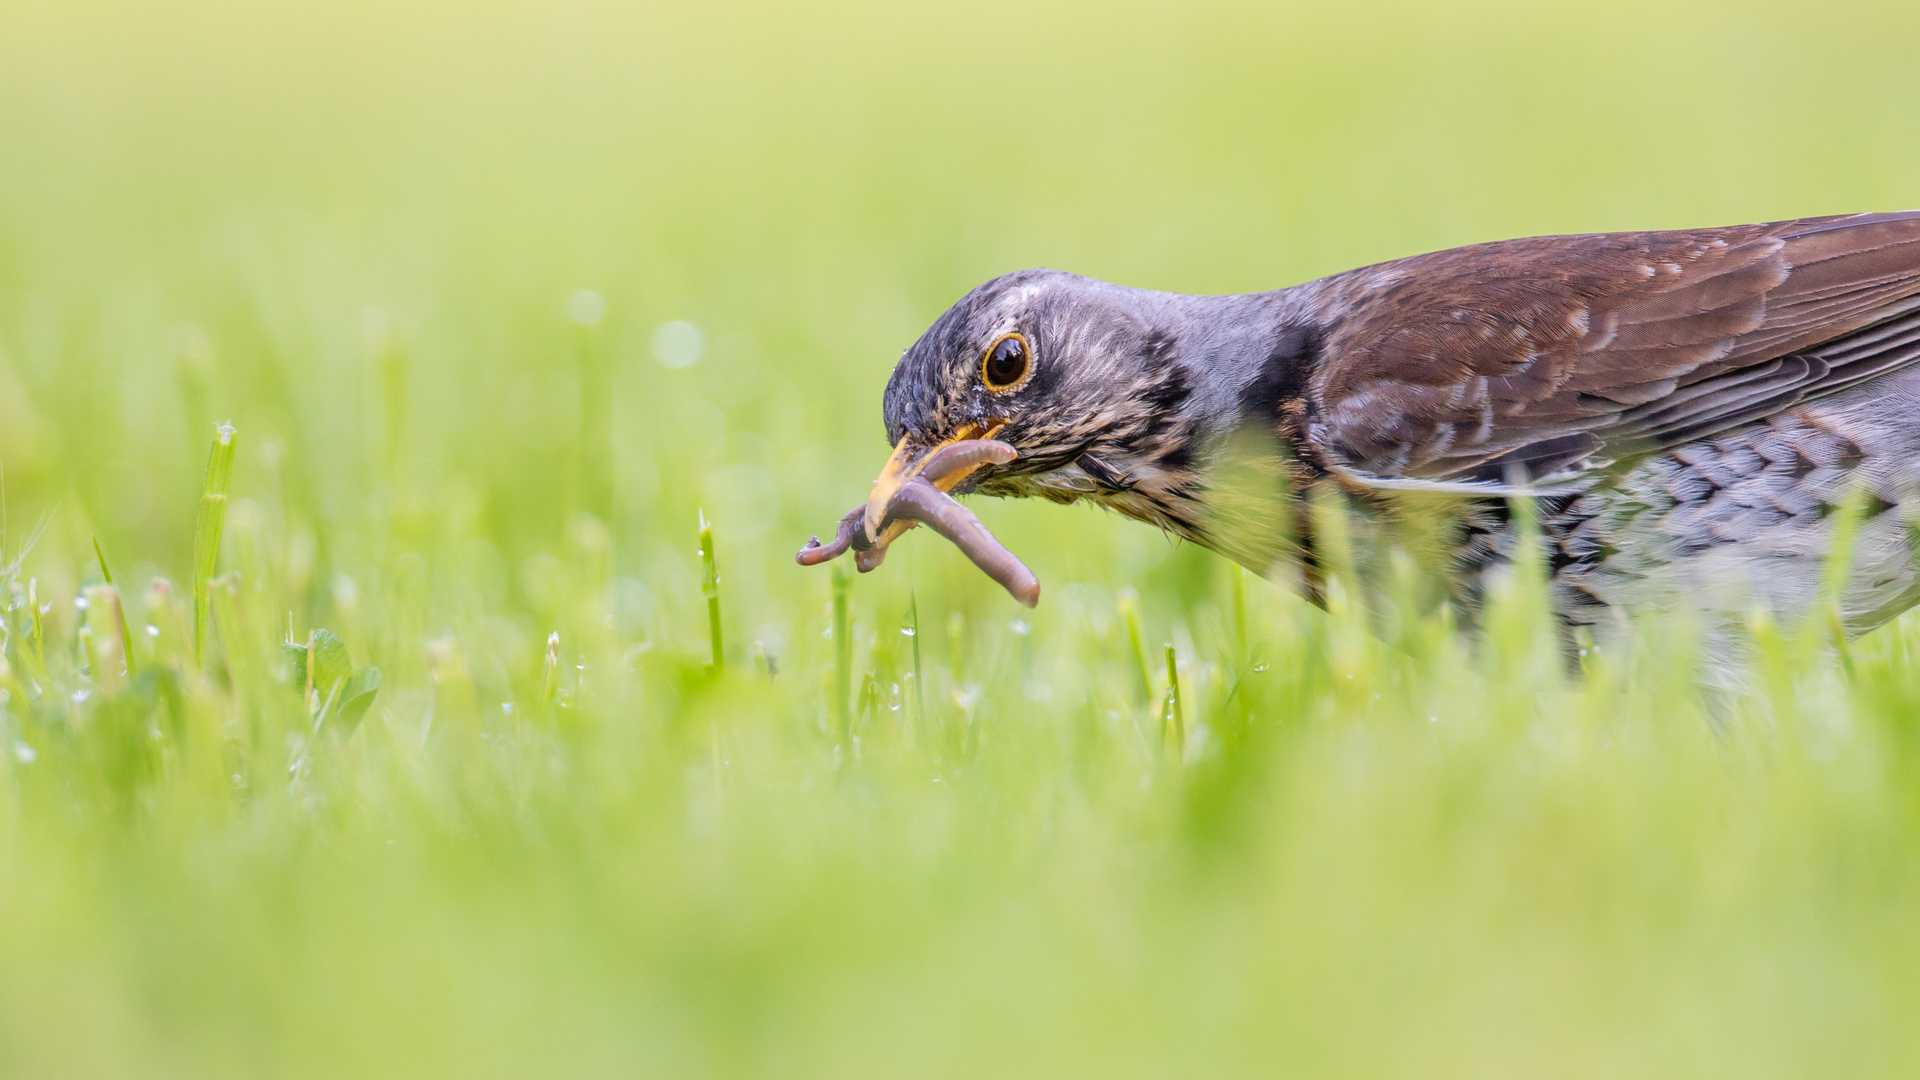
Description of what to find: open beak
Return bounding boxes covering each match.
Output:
[864,421,1004,541]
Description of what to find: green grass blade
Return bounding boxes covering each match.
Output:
[191,422,236,668]
[1119,588,1152,705]
[21,576,48,686]
[831,560,851,743]
[1163,641,1184,763]
[92,536,135,679]
[699,509,723,676]
[906,593,925,734]
[542,631,561,704]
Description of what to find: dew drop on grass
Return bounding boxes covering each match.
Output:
[74,595,89,611]
[13,741,34,765]
[653,320,704,369]
[70,689,90,704]
[146,624,160,637]
[567,289,605,326]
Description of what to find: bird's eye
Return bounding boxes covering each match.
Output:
[982,334,1031,390]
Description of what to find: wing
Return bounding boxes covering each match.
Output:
[1296,211,1920,491]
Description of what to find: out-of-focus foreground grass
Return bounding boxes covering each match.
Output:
[5,0,1920,1075]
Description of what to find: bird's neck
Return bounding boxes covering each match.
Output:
[1161,289,1313,440]
[1012,287,1335,573]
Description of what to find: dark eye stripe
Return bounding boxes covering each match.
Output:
[984,334,1030,389]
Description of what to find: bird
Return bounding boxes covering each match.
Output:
[800,211,1920,668]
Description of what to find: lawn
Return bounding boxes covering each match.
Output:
[4,0,1920,1075]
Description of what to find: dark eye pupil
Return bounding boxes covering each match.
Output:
[986,337,1028,386]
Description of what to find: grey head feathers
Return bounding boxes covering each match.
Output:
[882,270,1313,537]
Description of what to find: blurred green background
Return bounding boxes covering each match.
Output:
[8,0,1920,622]
[5,0,1920,1076]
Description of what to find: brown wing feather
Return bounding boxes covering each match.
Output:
[1300,211,1920,488]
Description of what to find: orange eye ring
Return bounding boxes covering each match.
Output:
[981,333,1032,392]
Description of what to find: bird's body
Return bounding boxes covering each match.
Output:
[809,212,1920,670]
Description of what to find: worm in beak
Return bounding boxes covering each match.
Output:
[795,438,1040,608]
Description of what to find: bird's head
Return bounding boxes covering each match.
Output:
[867,269,1206,540]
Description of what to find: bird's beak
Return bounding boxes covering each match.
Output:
[864,421,1004,542]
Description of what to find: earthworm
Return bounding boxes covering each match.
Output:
[795,505,867,566]
[795,438,1038,608]
[881,477,1040,608]
[916,439,1016,487]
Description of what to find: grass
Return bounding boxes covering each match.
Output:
[6,0,1920,1075]
[191,422,236,668]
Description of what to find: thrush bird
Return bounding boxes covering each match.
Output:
[800,212,1920,661]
